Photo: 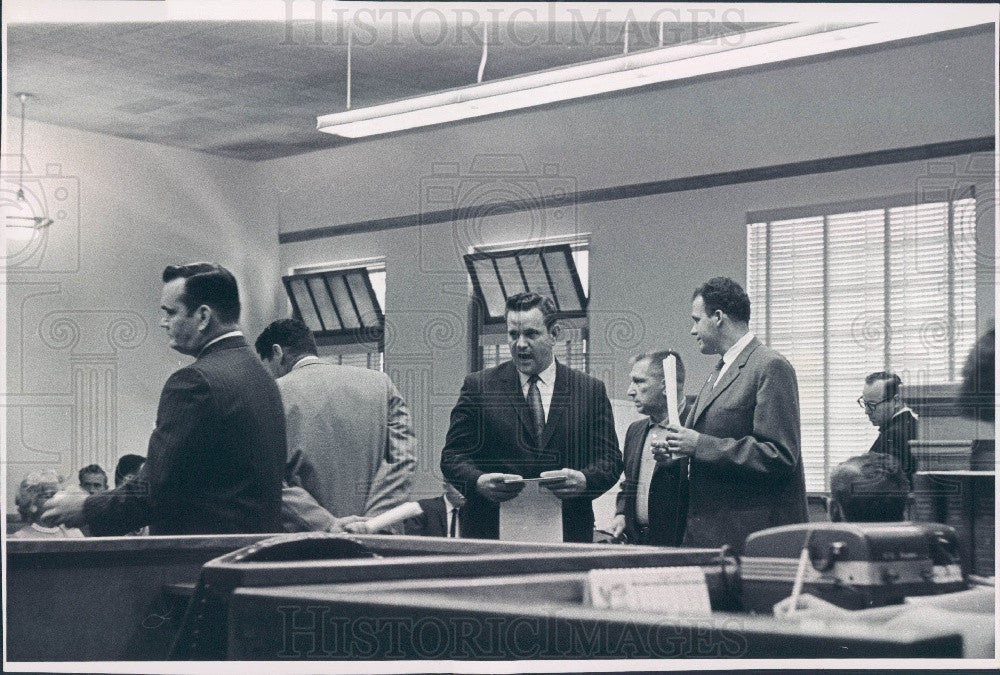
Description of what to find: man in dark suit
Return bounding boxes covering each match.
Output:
[860,371,918,486]
[440,292,622,543]
[404,482,467,537]
[659,277,807,555]
[43,263,285,535]
[609,350,689,546]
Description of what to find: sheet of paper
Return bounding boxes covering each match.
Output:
[499,480,563,543]
[586,566,712,616]
[662,355,681,427]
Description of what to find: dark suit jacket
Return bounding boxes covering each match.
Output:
[84,335,286,535]
[869,408,918,484]
[615,417,689,546]
[683,337,807,555]
[440,360,622,543]
[403,496,465,537]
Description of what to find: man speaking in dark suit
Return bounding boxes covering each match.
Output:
[658,277,807,554]
[440,292,622,543]
[43,263,286,535]
[609,350,690,546]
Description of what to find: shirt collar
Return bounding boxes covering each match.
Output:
[200,330,242,354]
[891,406,917,422]
[291,354,323,371]
[518,358,557,389]
[722,331,755,366]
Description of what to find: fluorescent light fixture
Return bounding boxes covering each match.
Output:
[318,18,991,139]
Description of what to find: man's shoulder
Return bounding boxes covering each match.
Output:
[746,340,795,373]
[556,361,607,391]
[282,361,389,388]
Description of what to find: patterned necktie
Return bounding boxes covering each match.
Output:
[527,374,545,444]
[449,507,458,538]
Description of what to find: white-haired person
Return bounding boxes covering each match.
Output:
[11,470,85,539]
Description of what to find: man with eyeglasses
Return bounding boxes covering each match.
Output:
[858,371,918,486]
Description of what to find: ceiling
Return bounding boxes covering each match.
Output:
[6,18,770,161]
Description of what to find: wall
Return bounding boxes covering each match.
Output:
[4,120,280,510]
[268,29,996,499]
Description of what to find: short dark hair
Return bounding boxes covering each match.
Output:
[830,453,909,522]
[78,464,106,483]
[114,454,146,487]
[255,318,318,360]
[693,277,751,324]
[865,371,902,399]
[632,350,686,389]
[162,262,240,324]
[505,292,558,330]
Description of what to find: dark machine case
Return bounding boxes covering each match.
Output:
[740,522,967,614]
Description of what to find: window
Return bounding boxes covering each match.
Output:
[747,193,977,491]
[283,261,386,371]
[465,241,590,372]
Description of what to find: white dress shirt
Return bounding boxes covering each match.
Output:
[715,331,756,386]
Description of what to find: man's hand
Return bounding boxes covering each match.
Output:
[608,514,626,538]
[333,515,368,534]
[40,491,89,528]
[773,593,848,619]
[652,424,700,461]
[540,468,586,499]
[476,473,525,503]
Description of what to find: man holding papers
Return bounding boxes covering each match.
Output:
[440,292,622,543]
[656,277,807,555]
[610,350,690,546]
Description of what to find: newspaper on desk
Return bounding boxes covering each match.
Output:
[499,479,563,543]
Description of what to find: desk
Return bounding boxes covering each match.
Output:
[6,534,270,661]
[226,571,964,659]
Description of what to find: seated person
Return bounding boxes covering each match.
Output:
[859,372,918,485]
[403,482,467,538]
[776,452,994,657]
[11,471,85,539]
[78,464,108,495]
[827,452,909,522]
[114,454,146,487]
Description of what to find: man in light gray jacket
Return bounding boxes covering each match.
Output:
[256,318,416,531]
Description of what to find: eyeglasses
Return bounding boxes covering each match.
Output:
[857,395,892,412]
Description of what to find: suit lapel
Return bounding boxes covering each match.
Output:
[689,338,760,428]
[538,362,567,451]
[687,369,718,427]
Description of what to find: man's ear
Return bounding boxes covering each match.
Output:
[549,321,562,340]
[271,344,284,364]
[196,305,212,331]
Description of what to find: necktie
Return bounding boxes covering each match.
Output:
[712,358,726,387]
[527,374,545,444]
[448,507,458,538]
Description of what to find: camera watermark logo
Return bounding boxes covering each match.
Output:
[418,154,577,274]
[0,158,81,273]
